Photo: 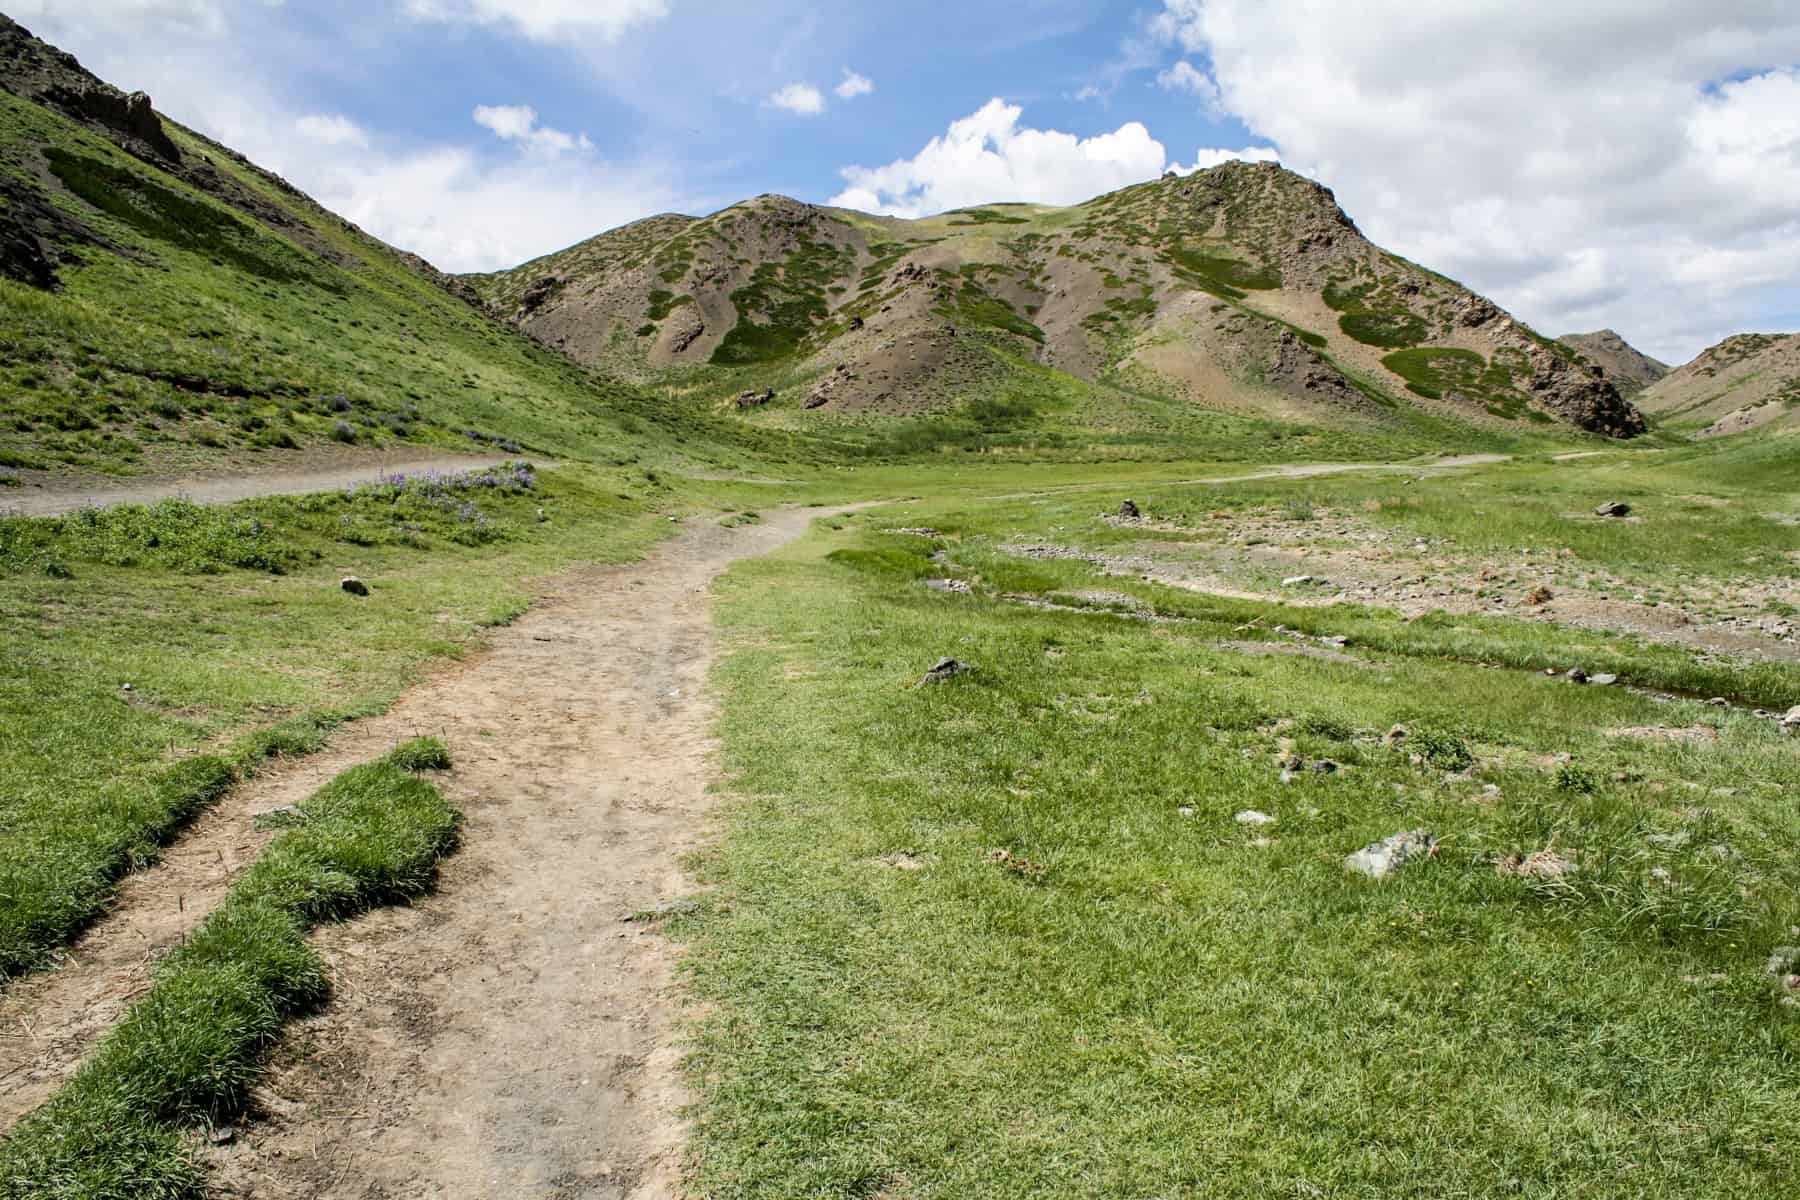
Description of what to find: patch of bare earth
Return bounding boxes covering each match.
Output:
[1103,503,1800,663]
[0,506,849,1199]
[4,452,535,517]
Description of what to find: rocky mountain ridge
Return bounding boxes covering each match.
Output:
[469,162,1647,439]
[1557,329,1669,396]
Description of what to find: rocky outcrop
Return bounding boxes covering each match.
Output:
[0,16,178,161]
[1518,342,1647,438]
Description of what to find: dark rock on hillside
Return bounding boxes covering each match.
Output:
[0,16,179,161]
[1522,348,1647,438]
[0,174,103,289]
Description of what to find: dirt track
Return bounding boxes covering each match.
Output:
[2,454,529,517]
[0,506,852,1198]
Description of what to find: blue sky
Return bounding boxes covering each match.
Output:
[15,1,1800,363]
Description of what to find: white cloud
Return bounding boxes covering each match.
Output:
[7,0,239,35]
[1073,84,1104,103]
[768,83,826,116]
[834,69,874,100]
[472,103,593,155]
[15,18,689,273]
[1155,59,1216,103]
[830,98,1171,218]
[1153,0,1800,361]
[295,114,369,148]
[402,0,668,41]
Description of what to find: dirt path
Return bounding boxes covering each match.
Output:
[3,454,532,517]
[988,454,1512,503]
[0,506,858,1197]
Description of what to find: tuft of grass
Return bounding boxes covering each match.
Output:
[0,741,460,1199]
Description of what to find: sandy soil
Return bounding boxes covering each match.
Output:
[0,505,857,1198]
[3,453,530,517]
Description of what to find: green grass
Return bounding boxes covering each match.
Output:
[0,90,764,478]
[0,740,460,1200]
[678,505,1800,1199]
[1167,248,1282,299]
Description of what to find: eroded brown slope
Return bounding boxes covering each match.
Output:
[1637,332,1800,438]
[469,162,1646,439]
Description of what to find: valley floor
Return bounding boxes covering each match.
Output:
[2,445,1797,1198]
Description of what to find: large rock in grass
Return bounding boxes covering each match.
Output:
[1345,830,1438,879]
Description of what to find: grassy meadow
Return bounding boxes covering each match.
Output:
[681,460,1799,1198]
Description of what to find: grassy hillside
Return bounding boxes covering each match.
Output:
[0,20,787,482]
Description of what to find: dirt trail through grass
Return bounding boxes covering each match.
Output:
[988,453,1512,502]
[4,453,531,516]
[0,504,860,1197]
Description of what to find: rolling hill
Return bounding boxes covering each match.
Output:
[469,164,1647,440]
[1557,329,1668,395]
[0,14,767,481]
[1635,332,1800,439]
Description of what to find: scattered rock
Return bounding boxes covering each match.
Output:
[1384,724,1410,746]
[920,658,972,685]
[1177,806,1196,818]
[1594,501,1632,518]
[340,576,370,596]
[1524,585,1554,606]
[1281,575,1314,588]
[119,682,133,692]
[875,852,930,871]
[734,387,775,409]
[1782,706,1800,736]
[1566,668,1589,684]
[1118,499,1141,520]
[1235,810,1276,827]
[207,1126,236,1147]
[1497,849,1577,879]
[1705,697,1729,707]
[1311,759,1340,774]
[1767,947,1800,980]
[803,393,830,410]
[1344,830,1438,879]
[985,848,1047,879]
[1589,673,1618,687]
[925,578,971,594]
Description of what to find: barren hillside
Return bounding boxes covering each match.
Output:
[1636,332,1800,438]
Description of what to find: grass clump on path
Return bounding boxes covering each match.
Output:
[0,739,459,1200]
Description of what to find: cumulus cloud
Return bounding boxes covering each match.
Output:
[401,0,668,41]
[834,69,874,100]
[1152,0,1800,360]
[831,98,1171,217]
[295,114,369,148]
[767,83,826,116]
[472,103,592,156]
[1155,60,1215,102]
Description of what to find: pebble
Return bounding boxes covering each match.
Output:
[1236,810,1276,826]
